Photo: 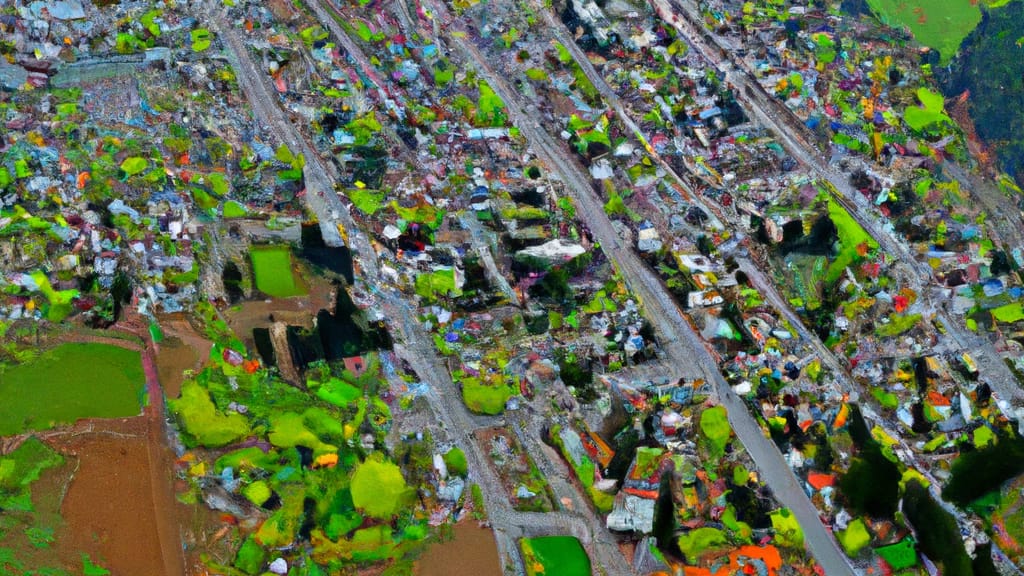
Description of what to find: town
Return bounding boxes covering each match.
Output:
[0,0,1023,575]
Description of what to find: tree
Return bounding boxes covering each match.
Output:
[838,443,900,518]
[652,474,678,552]
[351,454,413,519]
[531,267,572,305]
[904,480,973,575]
[110,270,133,321]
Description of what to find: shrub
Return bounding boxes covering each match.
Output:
[351,455,413,519]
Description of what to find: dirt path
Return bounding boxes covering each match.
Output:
[142,338,188,576]
[154,336,200,399]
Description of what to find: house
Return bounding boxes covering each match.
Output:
[344,355,367,378]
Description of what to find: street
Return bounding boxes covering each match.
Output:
[654,0,1024,410]
[421,0,858,572]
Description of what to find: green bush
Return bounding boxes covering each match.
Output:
[838,518,871,556]
[234,536,266,575]
[470,483,487,520]
[699,405,731,458]
[677,527,729,563]
[169,380,250,448]
[243,481,272,507]
[770,508,804,549]
[351,455,413,519]
[443,447,468,477]
[461,377,514,415]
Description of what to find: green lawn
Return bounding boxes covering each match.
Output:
[521,536,591,576]
[250,245,307,298]
[346,188,386,215]
[827,196,878,284]
[867,0,981,64]
[0,343,145,435]
[904,87,953,131]
[414,268,461,300]
[461,377,515,415]
[992,302,1024,323]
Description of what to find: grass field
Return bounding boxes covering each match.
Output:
[867,0,981,64]
[827,196,878,284]
[520,536,590,576]
[0,343,145,435]
[250,245,307,298]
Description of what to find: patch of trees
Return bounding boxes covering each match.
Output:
[938,1,1024,186]
[903,480,973,575]
[838,404,901,518]
[943,428,1024,507]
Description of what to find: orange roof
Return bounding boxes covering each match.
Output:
[807,472,835,490]
[833,403,849,430]
[681,545,783,576]
[927,390,951,406]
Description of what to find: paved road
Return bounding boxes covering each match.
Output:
[213,0,525,559]
[216,2,628,573]
[944,162,1024,252]
[532,4,725,230]
[307,0,419,162]
[305,0,392,111]
[425,2,857,573]
[654,0,1024,411]
[460,214,519,304]
[209,8,347,250]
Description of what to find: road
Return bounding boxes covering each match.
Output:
[944,161,1024,263]
[460,214,519,304]
[208,6,347,251]
[305,0,391,111]
[422,1,856,573]
[653,0,1024,410]
[215,1,635,573]
[531,4,724,230]
[308,0,420,162]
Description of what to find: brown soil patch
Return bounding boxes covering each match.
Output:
[47,417,186,576]
[155,336,200,399]
[222,271,336,356]
[414,521,502,576]
[155,313,213,399]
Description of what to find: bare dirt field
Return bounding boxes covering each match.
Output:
[55,418,173,575]
[415,521,502,576]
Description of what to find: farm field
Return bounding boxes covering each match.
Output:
[0,343,144,435]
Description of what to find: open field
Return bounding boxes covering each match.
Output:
[867,0,981,63]
[250,245,307,298]
[0,343,145,435]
